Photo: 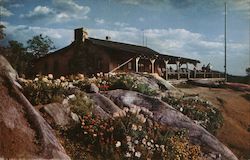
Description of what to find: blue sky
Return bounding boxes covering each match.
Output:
[0,0,249,75]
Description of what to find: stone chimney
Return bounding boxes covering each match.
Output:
[74,28,88,42]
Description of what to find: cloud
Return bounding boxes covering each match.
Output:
[1,22,73,50]
[52,0,90,14]
[0,6,13,16]
[2,22,248,75]
[115,0,165,5]
[21,6,54,19]
[10,3,24,8]
[95,18,105,24]
[20,0,90,23]
[114,22,128,27]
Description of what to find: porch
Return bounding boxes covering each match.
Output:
[110,54,224,81]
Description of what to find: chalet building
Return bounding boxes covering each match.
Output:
[34,28,206,79]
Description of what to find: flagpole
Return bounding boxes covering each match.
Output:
[224,2,227,82]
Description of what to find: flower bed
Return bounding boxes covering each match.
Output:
[62,106,202,159]
[162,96,223,134]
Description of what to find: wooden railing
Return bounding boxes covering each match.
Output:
[166,70,223,80]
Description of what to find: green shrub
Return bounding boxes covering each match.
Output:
[22,77,68,105]
[133,83,157,96]
[69,92,94,117]
[162,96,223,134]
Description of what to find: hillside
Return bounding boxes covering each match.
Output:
[0,55,247,160]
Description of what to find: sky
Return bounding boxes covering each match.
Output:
[0,0,249,76]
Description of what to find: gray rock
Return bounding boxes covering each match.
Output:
[88,93,122,115]
[70,112,80,123]
[104,89,238,160]
[40,103,71,127]
[90,83,99,93]
[0,55,70,159]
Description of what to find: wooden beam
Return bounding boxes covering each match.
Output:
[109,58,133,73]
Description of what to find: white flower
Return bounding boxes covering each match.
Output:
[138,125,142,131]
[54,79,61,85]
[142,138,146,145]
[68,94,76,99]
[34,78,39,81]
[125,152,131,157]
[84,131,88,134]
[113,112,120,118]
[126,136,132,142]
[131,124,137,130]
[78,74,84,79]
[123,107,129,112]
[48,74,53,80]
[119,110,126,117]
[115,141,121,147]
[129,146,135,152]
[180,107,183,112]
[147,141,151,146]
[93,134,97,137]
[60,76,65,81]
[160,145,165,152]
[130,108,137,114]
[42,77,49,83]
[135,151,141,158]
[134,140,139,144]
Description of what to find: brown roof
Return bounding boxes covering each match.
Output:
[88,38,200,64]
[37,37,200,64]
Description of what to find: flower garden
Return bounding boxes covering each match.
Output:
[18,73,224,159]
[162,96,223,135]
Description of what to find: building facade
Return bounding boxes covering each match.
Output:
[34,28,200,78]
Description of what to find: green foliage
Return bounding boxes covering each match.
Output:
[162,96,223,134]
[27,34,55,58]
[246,67,250,76]
[133,83,157,96]
[95,74,157,96]
[22,76,68,105]
[0,24,6,40]
[69,92,93,117]
[8,40,34,74]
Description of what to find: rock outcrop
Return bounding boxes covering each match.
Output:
[103,89,238,160]
[0,55,70,159]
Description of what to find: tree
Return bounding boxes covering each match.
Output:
[8,40,34,74]
[27,34,55,58]
[0,24,6,40]
[246,67,250,76]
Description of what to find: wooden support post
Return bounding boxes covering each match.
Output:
[135,57,140,73]
[164,60,169,80]
[186,63,189,79]
[194,63,197,78]
[150,59,156,73]
[176,61,180,80]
